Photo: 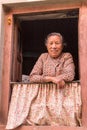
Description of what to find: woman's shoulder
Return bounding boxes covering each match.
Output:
[39,52,49,61]
[62,52,73,59]
[39,52,48,58]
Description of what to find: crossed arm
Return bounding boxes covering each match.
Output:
[29,53,75,86]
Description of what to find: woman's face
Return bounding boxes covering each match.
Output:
[46,35,63,58]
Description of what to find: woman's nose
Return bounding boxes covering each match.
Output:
[52,43,56,48]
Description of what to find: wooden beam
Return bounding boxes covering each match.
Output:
[14,126,87,130]
[4,2,81,15]
[0,13,14,123]
[79,4,87,127]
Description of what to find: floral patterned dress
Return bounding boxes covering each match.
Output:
[29,52,75,83]
[6,52,82,129]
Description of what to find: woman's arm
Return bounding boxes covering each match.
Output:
[56,53,75,82]
[43,53,75,84]
[29,54,46,83]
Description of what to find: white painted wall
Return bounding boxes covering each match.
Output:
[0,0,47,4]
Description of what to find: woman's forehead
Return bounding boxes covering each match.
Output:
[47,35,62,41]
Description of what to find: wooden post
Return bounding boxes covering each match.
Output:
[79,4,87,127]
[0,12,14,124]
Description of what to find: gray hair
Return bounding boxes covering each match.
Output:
[45,32,63,45]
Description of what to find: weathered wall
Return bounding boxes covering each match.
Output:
[0,0,87,128]
[0,2,4,117]
[0,0,81,117]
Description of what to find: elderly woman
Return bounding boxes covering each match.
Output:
[6,32,82,129]
[29,32,75,85]
[24,32,77,126]
[6,33,81,129]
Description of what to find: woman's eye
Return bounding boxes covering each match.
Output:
[48,42,53,45]
[55,42,60,44]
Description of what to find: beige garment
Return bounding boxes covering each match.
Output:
[6,82,82,129]
[29,52,75,83]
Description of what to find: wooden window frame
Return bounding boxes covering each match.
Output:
[1,2,87,130]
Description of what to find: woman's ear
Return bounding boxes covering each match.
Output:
[62,43,67,52]
[45,43,48,48]
[45,43,48,51]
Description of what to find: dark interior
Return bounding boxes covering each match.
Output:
[20,17,79,80]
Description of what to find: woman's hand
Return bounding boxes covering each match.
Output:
[44,76,65,88]
[51,77,65,88]
[43,76,53,82]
